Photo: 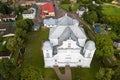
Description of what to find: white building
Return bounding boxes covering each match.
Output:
[42,14,96,68]
[76,7,88,17]
[22,7,36,19]
[0,14,17,21]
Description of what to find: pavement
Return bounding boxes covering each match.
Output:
[53,65,72,80]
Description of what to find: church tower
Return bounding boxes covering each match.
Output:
[42,41,53,58]
[83,41,96,58]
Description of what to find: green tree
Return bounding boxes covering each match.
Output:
[113,65,120,80]
[0,58,15,79]
[20,66,42,80]
[15,28,27,41]
[83,11,98,25]
[95,34,114,59]
[25,19,34,32]
[0,2,12,14]
[96,68,114,80]
[16,20,28,32]
[16,19,33,32]
[6,37,23,53]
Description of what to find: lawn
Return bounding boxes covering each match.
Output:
[60,3,79,11]
[102,6,120,16]
[22,28,100,80]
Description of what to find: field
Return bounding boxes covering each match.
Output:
[102,5,120,16]
[22,28,100,80]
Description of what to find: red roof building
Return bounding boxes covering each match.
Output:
[0,14,17,21]
[42,2,55,18]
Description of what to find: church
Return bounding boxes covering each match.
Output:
[42,14,96,68]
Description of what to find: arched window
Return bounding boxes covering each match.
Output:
[46,52,50,58]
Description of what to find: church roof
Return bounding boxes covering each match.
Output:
[44,18,56,25]
[56,14,79,25]
[49,25,87,39]
[84,41,96,50]
[42,41,52,50]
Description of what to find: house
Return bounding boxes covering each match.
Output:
[42,14,96,68]
[19,0,36,6]
[43,14,79,28]
[43,18,56,28]
[42,2,55,18]
[0,0,8,3]
[22,7,36,19]
[0,52,11,59]
[33,25,40,31]
[0,16,2,22]
[70,0,76,3]
[76,7,88,17]
[19,0,51,6]
[0,14,17,21]
[35,0,52,5]
[113,39,120,50]
[0,22,15,37]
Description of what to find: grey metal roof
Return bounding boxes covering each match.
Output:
[44,18,56,25]
[56,14,79,26]
[49,25,87,39]
[0,22,15,36]
[84,41,96,50]
[42,41,52,50]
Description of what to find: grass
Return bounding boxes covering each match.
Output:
[72,55,100,80]
[102,6,120,16]
[60,3,79,11]
[22,28,58,80]
[22,28,100,80]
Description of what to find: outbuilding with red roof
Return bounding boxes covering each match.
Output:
[42,2,55,18]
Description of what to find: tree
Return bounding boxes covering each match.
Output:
[16,19,28,31]
[69,6,72,11]
[61,0,70,4]
[0,58,15,79]
[20,66,42,80]
[83,11,98,25]
[0,2,12,14]
[95,34,114,59]
[6,37,23,53]
[15,28,27,41]
[112,65,120,80]
[25,19,34,32]
[16,19,33,32]
[96,68,114,80]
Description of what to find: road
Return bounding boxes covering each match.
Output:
[54,0,95,39]
[103,3,120,8]
[34,5,42,26]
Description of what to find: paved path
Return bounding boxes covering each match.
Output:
[103,3,120,8]
[53,65,72,80]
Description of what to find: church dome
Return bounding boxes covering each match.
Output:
[42,41,52,50]
[84,41,96,50]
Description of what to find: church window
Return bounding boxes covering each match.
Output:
[68,43,71,48]
[79,60,81,62]
[55,59,57,62]
[46,53,50,58]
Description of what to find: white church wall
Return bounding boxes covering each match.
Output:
[49,39,58,46]
[43,50,53,58]
[78,39,86,47]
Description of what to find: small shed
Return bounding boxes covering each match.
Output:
[94,26,100,33]
[113,39,120,50]
[33,25,40,31]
